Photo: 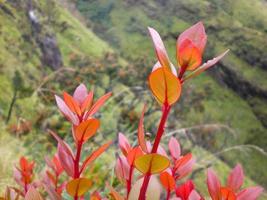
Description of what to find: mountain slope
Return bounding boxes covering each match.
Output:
[76,0,267,187]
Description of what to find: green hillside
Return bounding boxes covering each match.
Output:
[0,0,266,198]
[76,0,267,187]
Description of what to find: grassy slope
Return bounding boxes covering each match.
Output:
[76,0,267,188]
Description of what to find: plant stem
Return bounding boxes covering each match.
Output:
[138,172,151,200]
[5,90,17,124]
[73,141,83,200]
[138,104,171,200]
[151,104,171,153]
[127,165,134,198]
[166,189,170,200]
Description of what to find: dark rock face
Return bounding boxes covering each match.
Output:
[39,35,63,70]
[27,5,63,70]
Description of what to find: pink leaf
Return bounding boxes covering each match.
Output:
[73,84,88,105]
[207,169,221,200]
[168,137,181,160]
[227,164,244,192]
[176,158,195,179]
[25,187,43,200]
[118,133,131,156]
[57,143,74,177]
[115,156,130,183]
[148,27,171,70]
[55,95,79,125]
[183,49,229,82]
[237,186,264,200]
[177,21,207,54]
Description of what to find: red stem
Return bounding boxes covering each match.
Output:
[127,165,134,198]
[178,66,187,79]
[166,189,170,200]
[138,172,151,200]
[138,103,171,200]
[73,141,83,200]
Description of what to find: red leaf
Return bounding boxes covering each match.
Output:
[81,91,94,113]
[74,119,100,143]
[160,171,176,191]
[227,164,244,192]
[207,169,221,200]
[63,92,82,116]
[57,143,74,177]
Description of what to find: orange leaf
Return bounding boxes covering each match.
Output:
[86,92,112,117]
[149,67,181,105]
[81,91,94,112]
[63,92,82,116]
[127,147,143,166]
[177,39,202,71]
[74,119,100,143]
[81,141,112,173]
[159,171,175,191]
[138,104,148,153]
[66,178,92,197]
[134,153,170,174]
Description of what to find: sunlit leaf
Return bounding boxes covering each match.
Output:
[63,92,81,116]
[80,141,112,173]
[73,84,88,105]
[134,153,170,174]
[149,68,181,105]
[74,119,100,142]
[66,178,92,197]
[177,39,202,70]
[160,172,175,191]
[138,104,148,153]
[177,21,207,54]
[118,133,131,156]
[168,137,181,160]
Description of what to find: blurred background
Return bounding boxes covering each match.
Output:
[0,0,266,198]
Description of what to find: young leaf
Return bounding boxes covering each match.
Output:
[55,95,79,125]
[66,178,92,197]
[207,169,222,200]
[168,137,181,160]
[138,104,148,153]
[177,39,202,70]
[160,171,175,191]
[74,119,100,143]
[134,153,170,174]
[148,27,171,71]
[149,67,181,105]
[73,84,88,105]
[177,21,207,54]
[118,133,131,156]
[63,92,82,116]
[81,91,94,112]
[80,141,112,173]
[227,164,244,192]
[57,143,74,177]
